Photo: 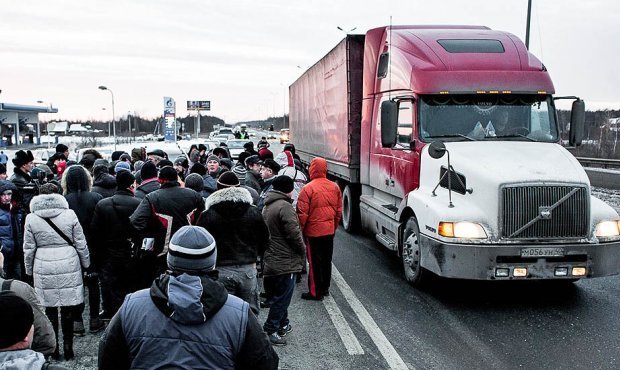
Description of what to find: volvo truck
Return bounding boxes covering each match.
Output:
[289,26,620,286]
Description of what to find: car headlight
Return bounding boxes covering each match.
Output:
[595,220,620,240]
[438,221,487,239]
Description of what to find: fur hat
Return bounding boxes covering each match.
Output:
[272,175,294,194]
[0,292,34,348]
[167,226,217,274]
[12,150,34,167]
[140,161,158,180]
[216,171,240,190]
[184,173,204,193]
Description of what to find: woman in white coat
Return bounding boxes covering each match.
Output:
[23,184,90,361]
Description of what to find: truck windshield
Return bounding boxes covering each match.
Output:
[418,95,558,142]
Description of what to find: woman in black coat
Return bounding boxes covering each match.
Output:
[61,165,105,334]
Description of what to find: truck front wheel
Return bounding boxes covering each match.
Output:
[342,184,360,233]
[401,217,426,286]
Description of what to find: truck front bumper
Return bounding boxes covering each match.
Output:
[419,235,620,280]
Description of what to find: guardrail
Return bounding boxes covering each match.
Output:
[576,157,620,169]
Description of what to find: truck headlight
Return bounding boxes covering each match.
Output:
[595,220,620,240]
[438,221,487,239]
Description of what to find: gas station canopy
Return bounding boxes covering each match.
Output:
[0,102,58,146]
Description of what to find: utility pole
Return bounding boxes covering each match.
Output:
[127,111,132,143]
[525,0,532,49]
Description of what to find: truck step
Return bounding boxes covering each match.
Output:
[376,233,397,250]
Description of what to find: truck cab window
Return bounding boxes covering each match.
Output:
[418,95,558,142]
[397,101,414,145]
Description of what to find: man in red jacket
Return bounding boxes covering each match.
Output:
[296,157,342,301]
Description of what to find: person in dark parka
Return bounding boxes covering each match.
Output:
[91,171,141,319]
[92,164,117,199]
[134,161,159,199]
[61,165,105,334]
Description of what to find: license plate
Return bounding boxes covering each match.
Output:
[520,247,565,258]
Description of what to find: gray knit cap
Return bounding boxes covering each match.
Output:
[167,226,217,274]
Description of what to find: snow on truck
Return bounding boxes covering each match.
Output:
[289,25,620,286]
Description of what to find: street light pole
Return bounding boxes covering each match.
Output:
[98,85,116,150]
[127,111,132,143]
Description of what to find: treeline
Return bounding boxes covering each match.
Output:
[558,109,620,159]
[237,115,289,131]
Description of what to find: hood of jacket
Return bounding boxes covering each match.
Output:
[62,165,93,194]
[150,272,228,325]
[30,193,69,218]
[0,349,46,369]
[93,172,117,189]
[264,189,292,207]
[309,157,327,180]
[205,186,253,216]
[0,180,17,194]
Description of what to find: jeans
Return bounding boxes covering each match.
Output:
[218,264,259,315]
[2,254,22,281]
[263,273,295,334]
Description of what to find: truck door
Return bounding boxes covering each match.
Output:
[369,97,397,195]
[388,99,420,199]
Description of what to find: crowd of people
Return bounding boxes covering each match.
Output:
[0,138,342,369]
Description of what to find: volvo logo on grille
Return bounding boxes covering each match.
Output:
[539,206,552,219]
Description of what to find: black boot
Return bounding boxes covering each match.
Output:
[63,343,75,361]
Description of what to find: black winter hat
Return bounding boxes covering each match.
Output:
[79,154,97,170]
[243,141,254,150]
[111,151,126,161]
[116,170,135,190]
[262,158,281,174]
[140,161,158,180]
[272,175,294,194]
[212,148,228,158]
[147,149,167,159]
[0,291,34,348]
[216,171,240,189]
[198,144,207,152]
[174,156,189,169]
[184,173,204,192]
[189,162,207,176]
[158,159,174,168]
[167,226,217,274]
[158,166,177,182]
[12,150,34,167]
[0,163,6,175]
[55,143,69,153]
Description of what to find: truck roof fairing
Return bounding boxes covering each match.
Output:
[363,26,555,97]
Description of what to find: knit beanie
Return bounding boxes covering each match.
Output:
[94,158,109,167]
[158,159,174,169]
[189,162,207,176]
[184,173,204,193]
[114,161,131,174]
[167,226,217,274]
[206,155,220,164]
[140,161,158,180]
[134,160,145,172]
[0,292,34,348]
[272,175,294,194]
[174,156,189,169]
[217,171,240,189]
[189,149,200,164]
[116,170,135,190]
[232,165,247,182]
[158,166,177,182]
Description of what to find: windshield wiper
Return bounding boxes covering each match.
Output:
[425,134,476,141]
[495,134,536,142]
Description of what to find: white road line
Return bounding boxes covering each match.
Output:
[323,295,365,355]
[331,265,411,370]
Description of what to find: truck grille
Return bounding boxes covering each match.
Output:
[501,185,589,239]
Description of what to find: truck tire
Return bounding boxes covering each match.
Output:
[401,217,427,287]
[342,184,360,233]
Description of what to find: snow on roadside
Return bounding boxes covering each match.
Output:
[591,187,620,214]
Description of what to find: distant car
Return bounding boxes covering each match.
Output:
[226,139,251,159]
[213,133,235,141]
[280,129,290,144]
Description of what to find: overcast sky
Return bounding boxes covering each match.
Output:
[1,0,618,124]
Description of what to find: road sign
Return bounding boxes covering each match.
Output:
[163,97,176,141]
[187,100,211,110]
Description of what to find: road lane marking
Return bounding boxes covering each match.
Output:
[323,295,365,355]
[331,265,410,370]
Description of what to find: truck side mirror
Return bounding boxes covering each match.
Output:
[569,99,585,147]
[381,100,398,148]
